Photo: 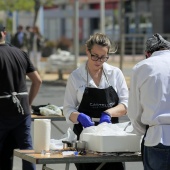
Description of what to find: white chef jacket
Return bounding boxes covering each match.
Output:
[128,50,170,146]
[63,62,129,124]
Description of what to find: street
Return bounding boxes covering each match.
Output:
[13,80,143,170]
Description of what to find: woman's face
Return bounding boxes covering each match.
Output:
[86,44,109,70]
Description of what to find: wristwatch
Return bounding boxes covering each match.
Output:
[103,111,111,117]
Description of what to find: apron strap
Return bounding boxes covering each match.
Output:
[0,92,28,114]
[141,125,149,163]
[86,62,111,87]
[103,69,111,86]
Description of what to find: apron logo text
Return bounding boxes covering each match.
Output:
[90,102,115,108]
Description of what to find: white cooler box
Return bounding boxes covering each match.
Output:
[81,133,141,152]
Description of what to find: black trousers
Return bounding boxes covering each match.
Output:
[0,133,17,170]
[0,115,35,170]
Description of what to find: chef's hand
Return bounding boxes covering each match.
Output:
[99,112,111,124]
[77,113,95,128]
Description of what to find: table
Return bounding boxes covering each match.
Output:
[31,115,66,134]
[14,149,142,170]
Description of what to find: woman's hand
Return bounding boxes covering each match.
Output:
[77,113,94,128]
[99,112,111,124]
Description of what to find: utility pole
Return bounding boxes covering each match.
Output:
[33,0,41,26]
[100,0,105,34]
[119,0,125,70]
[74,0,79,69]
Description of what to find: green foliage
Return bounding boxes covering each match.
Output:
[0,0,34,11]
[0,0,54,26]
[13,0,34,11]
[42,0,54,6]
[6,18,12,32]
[0,0,54,12]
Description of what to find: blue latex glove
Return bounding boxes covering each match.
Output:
[77,113,94,128]
[99,112,111,124]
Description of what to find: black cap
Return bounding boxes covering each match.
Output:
[0,24,5,32]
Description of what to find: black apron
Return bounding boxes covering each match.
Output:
[73,70,119,139]
[73,69,124,170]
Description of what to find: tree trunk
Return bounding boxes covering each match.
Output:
[33,0,41,26]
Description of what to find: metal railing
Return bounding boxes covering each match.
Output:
[117,33,170,56]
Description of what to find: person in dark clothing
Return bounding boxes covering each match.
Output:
[0,39,20,170]
[0,24,42,170]
[29,26,43,69]
[63,33,128,170]
[11,25,26,50]
[25,25,33,55]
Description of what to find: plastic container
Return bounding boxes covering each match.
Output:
[81,133,142,152]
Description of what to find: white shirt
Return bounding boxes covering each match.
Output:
[127,50,170,146]
[63,62,129,124]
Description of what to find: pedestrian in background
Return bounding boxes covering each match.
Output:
[29,26,44,70]
[25,25,33,55]
[63,33,128,170]
[127,33,170,170]
[0,24,42,170]
[11,25,26,50]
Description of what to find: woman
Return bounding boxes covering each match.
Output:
[63,33,128,170]
[29,26,43,70]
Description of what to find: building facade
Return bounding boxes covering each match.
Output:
[14,0,170,54]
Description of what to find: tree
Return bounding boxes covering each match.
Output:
[0,0,54,26]
[33,0,54,26]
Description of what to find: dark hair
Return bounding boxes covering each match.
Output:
[26,26,30,31]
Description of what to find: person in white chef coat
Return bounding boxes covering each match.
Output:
[63,33,128,170]
[127,33,170,170]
